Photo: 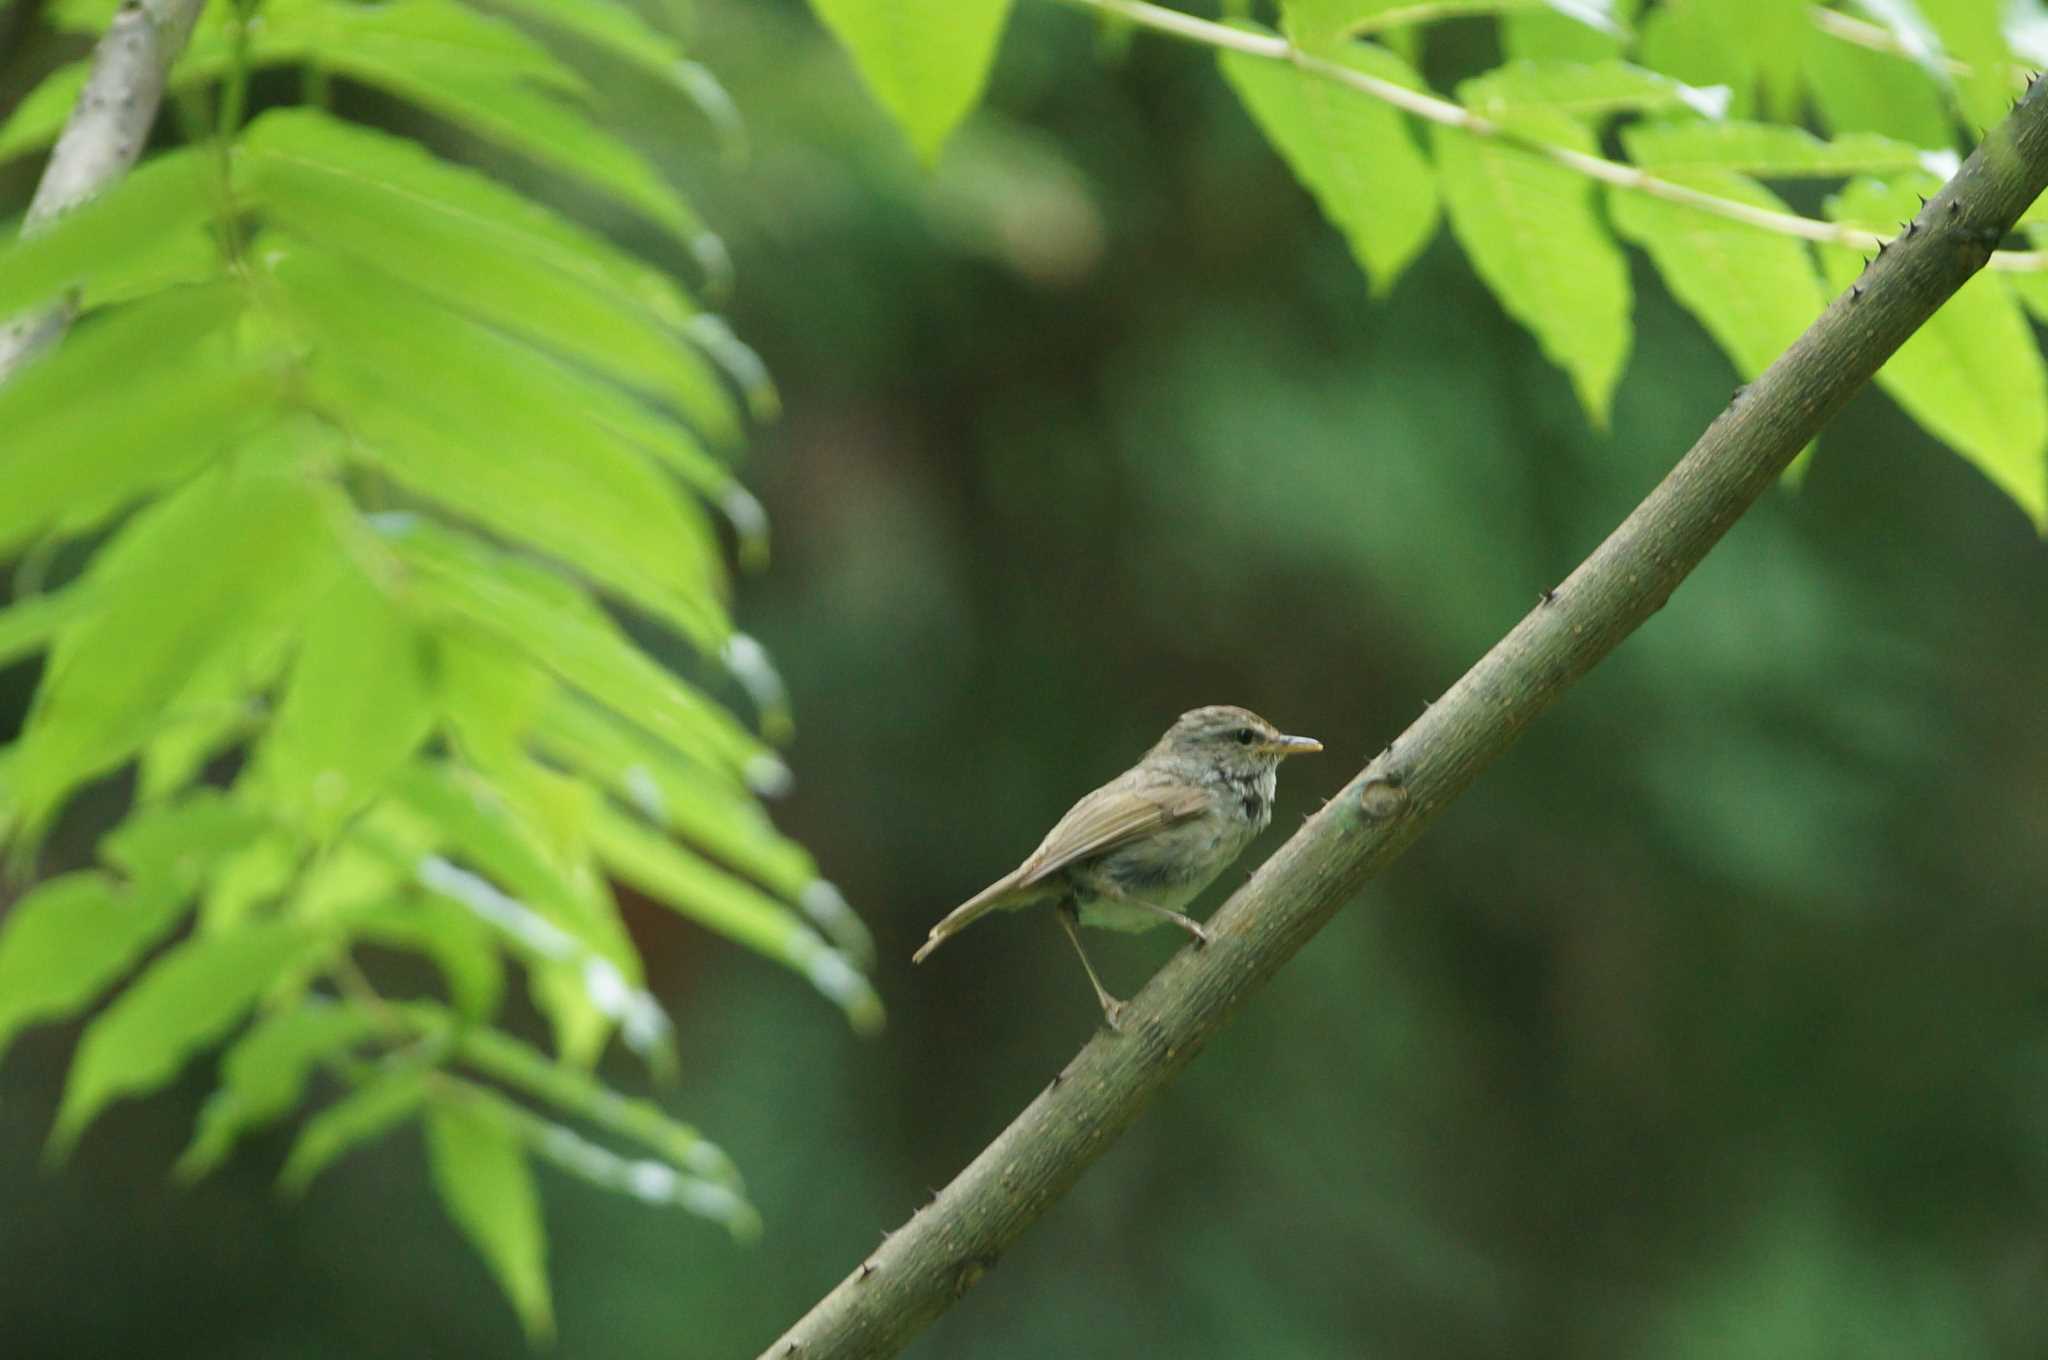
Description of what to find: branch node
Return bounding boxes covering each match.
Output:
[1358,779,1410,822]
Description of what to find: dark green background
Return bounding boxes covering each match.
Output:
[4,1,2048,1355]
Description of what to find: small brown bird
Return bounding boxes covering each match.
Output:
[913,706,1321,1028]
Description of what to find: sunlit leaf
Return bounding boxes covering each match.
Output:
[1219,25,1439,294]
[100,788,273,887]
[278,1060,432,1194]
[257,565,433,840]
[807,0,1016,164]
[586,802,883,1033]
[177,999,381,1180]
[1431,104,1631,422]
[1461,58,1728,121]
[237,111,743,447]
[0,147,221,318]
[1609,167,1828,380]
[269,245,728,648]
[382,519,774,788]
[1635,0,1759,119]
[0,587,85,669]
[1921,0,2016,129]
[407,1001,735,1181]
[425,1091,554,1341]
[1800,13,1953,146]
[354,893,505,1021]
[0,283,264,556]
[1623,121,1932,177]
[0,873,191,1065]
[1823,178,2048,526]
[8,462,345,838]
[50,920,316,1155]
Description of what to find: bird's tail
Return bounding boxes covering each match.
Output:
[911,871,1033,963]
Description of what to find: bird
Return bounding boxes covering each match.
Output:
[912,705,1322,1028]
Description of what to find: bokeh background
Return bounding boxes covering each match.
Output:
[5,1,2048,1355]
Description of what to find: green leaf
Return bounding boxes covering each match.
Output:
[393,761,627,966]
[514,1108,758,1238]
[533,691,872,962]
[308,20,720,271]
[1501,0,1638,62]
[1219,26,1439,294]
[0,587,86,669]
[482,0,700,93]
[0,872,192,1064]
[354,894,505,1021]
[807,0,1016,164]
[279,1060,432,1194]
[236,111,743,448]
[1431,108,1631,422]
[258,566,433,840]
[0,283,264,555]
[409,1002,735,1183]
[177,999,381,1180]
[1608,169,1827,380]
[587,803,884,1033]
[1623,120,1933,177]
[1823,178,2048,526]
[240,109,702,333]
[383,519,775,788]
[1800,13,1953,146]
[8,462,345,839]
[136,628,291,803]
[1923,0,2015,130]
[199,831,303,933]
[1460,58,1728,122]
[270,246,727,649]
[50,919,315,1155]
[1635,0,1759,119]
[535,692,816,902]
[100,788,274,887]
[425,1091,554,1342]
[0,147,222,318]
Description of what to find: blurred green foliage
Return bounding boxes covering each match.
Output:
[4,0,2048,1357]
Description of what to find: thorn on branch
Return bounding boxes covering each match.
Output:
[1538,587,1558,605]
[858,1262,877,1281]
[1851,285,1864,302]
[1949,200,1962,217]
[1731,383,1747,404]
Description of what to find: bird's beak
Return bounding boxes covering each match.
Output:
[1262,733,1322,757]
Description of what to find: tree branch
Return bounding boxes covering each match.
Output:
[762,72,2048,1360]
[0,0,208,383]
[1059,0,2048,275]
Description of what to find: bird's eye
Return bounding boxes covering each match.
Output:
[1234,728,1255,746]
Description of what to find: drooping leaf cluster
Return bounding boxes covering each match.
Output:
[810,0,2048,527]
[0,0,878,1338]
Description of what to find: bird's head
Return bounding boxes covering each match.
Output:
[1152,705,1322,776]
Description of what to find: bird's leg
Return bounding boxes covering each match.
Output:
[1057,901,1125,1031]
[1092,882,1211,946]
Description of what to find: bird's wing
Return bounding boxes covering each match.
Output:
[1013,780,1211,889]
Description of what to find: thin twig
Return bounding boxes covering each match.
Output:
[761,63,2048,1360]
[1058,0,2048,274]
[0,0,210,383]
